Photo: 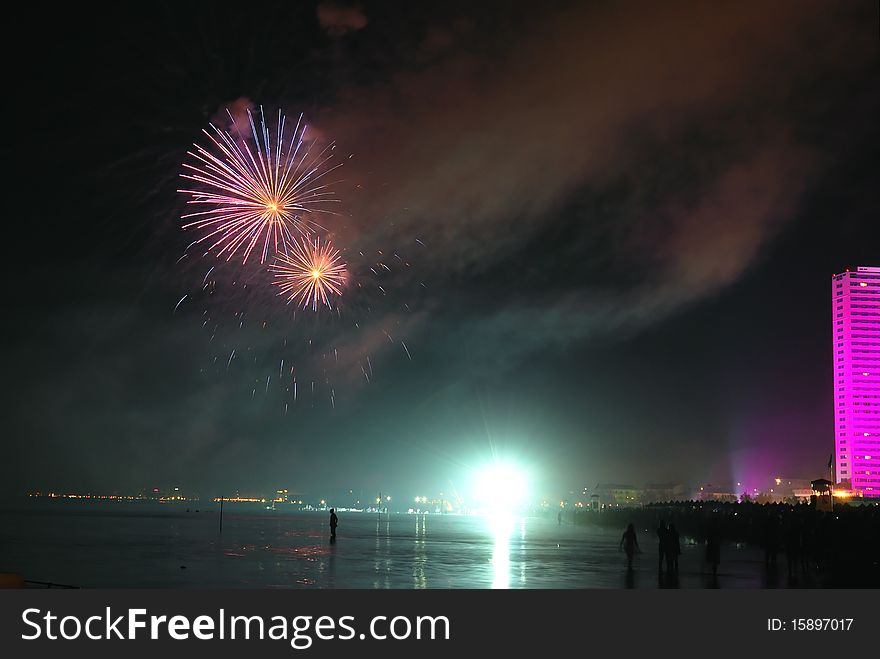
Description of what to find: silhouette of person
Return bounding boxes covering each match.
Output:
[656,520,667,572]
[620,523,640,569]
[784,516,802,579]
[667,523,681,572]
[762,511,780,566]
[705,522,720,577]
[557,510,563,526]
[329,508,338,540]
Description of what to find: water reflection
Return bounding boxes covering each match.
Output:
[490,514,514,589]
[413,514,427,589]
[373,513,392,588]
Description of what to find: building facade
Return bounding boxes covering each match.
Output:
[832,266,880,497]
[589,484,640,507]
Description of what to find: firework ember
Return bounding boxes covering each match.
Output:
[178,107,342,264]
[271,235,348,311]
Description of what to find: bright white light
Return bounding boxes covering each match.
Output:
[490,512,514,589]
[473,463,529,513]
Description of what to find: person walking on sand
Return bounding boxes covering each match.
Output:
[667,523,681,572]
[329,508,338,540]
[705,521,721,577]
[619,523,640,569]
[656,520,667,572]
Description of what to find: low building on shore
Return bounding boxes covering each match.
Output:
[591,483,641,508]
[694,484,738,503]
[640,483,688,504]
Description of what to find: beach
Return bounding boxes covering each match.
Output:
[0,500,797,589]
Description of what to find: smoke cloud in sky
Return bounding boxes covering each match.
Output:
[316,3,368,36]
[296,0,867,365]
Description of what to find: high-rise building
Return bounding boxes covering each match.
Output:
[832,266,880,497]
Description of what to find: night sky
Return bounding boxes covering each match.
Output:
[5,1,878,501]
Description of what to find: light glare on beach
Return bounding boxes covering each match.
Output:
[473,463,529,514]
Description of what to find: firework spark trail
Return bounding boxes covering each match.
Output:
[270,235,348,311]
[173,295,188,314]
[178,107,344,264]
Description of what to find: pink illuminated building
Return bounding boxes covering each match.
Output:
[832,266,880,497]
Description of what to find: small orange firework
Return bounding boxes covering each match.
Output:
[271,235,347,311]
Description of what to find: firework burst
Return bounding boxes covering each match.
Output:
[178,107,342,264]
[271,235,348,311]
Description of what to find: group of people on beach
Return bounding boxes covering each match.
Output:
[620,519,718,575]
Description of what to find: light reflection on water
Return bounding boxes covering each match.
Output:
[489,513,514,589]
[413,514,427,589]
[373,514,392,589]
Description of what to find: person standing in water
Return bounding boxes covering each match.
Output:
[329,508,338,540]
[656,520,667,572]
[619,523,640,569]
[667,523,681,572]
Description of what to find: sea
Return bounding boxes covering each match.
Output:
[0,500,786,588]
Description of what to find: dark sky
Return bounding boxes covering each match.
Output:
[5,1,878,501]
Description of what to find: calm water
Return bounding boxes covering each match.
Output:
[0,501,787,588]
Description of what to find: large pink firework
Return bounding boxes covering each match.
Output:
[178,107,342,264]
[270,235,348,311]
